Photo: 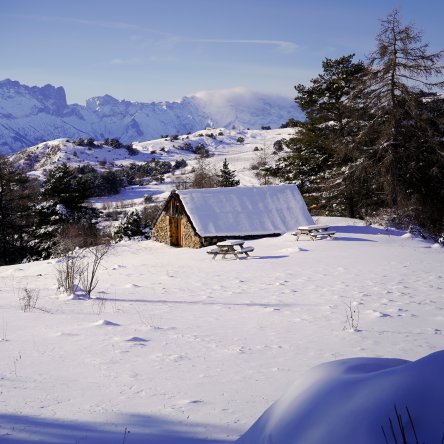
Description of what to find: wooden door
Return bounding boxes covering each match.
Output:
[169,216,182,247]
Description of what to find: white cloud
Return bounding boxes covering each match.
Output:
[179,38,298,53]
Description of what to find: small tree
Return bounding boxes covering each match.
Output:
[190,157,218,189]
[85,137,96,148]
[251,143,275,185]
[218,159,240,187]
[113,210,148,241]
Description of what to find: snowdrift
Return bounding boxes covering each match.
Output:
[237,350,444,444]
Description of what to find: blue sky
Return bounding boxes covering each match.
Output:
[1,0,443,104]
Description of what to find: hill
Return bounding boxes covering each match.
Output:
[10,127,294,189]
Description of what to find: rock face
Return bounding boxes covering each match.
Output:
[0,79,302,154]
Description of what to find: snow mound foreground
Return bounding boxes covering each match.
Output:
[237,350,444,444]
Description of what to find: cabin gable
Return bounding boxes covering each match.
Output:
[152,193,202,248]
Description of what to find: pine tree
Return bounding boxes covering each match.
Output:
[0,156,38,265]
[113,210,147,242]
[41,163,88,211]
[32,163,99,258]
[272,54,366,216]
[218,159,240,187]
[351,9,444,230]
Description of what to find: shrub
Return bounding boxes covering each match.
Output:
[194,144,210,158]
[19,288,39,312]
[273,139,285,153]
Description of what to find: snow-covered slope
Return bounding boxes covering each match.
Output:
[0,218,443,443]
[10,127,294,186]
[0,79,302,154]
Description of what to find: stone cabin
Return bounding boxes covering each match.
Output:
[152,184,314,248]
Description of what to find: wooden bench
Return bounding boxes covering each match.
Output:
[238,246,254,256]
[292,225,336,241]
[308,231,336,240]
[207,241,254,259]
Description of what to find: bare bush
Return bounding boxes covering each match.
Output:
[140,204,162,229]
[54,224,111,297]
[19,287,39,312]
[343,301,360,332]
[56,252,84,295]
[92,297,107,315]
[80,242,112,297]
[190,157,218,189]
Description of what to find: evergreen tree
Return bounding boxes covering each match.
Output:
[272,54,366,215]
[41,163,88,211]
[351,9,444,230]
[218,159,240,187]
[0,156,38,265]
[32,163,99,258]
[113,210,148,242]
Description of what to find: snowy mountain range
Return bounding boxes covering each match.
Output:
[0,79,302,154]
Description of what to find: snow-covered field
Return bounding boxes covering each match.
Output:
[1,217,443,443]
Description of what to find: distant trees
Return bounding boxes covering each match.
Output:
[272,9,444,234]
[0,140,190,264]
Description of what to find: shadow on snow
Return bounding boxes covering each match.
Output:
[330,224,405,237]
[0,413,236,444]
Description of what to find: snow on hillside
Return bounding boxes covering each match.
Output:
[0,217,443,443]
[11,128,293,190]
[0,79,302,154]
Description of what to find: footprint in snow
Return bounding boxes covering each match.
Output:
[125,283,142,288]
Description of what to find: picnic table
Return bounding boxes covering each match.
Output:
[292,224,336,241]
[207,240,255,259]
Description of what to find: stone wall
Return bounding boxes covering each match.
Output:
[152,213,170,245]
[152,212,202,248]
[180,216,202,248]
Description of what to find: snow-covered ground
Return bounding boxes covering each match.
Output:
[0,217,443,443]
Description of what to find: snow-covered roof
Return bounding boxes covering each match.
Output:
[177,184,314,237]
